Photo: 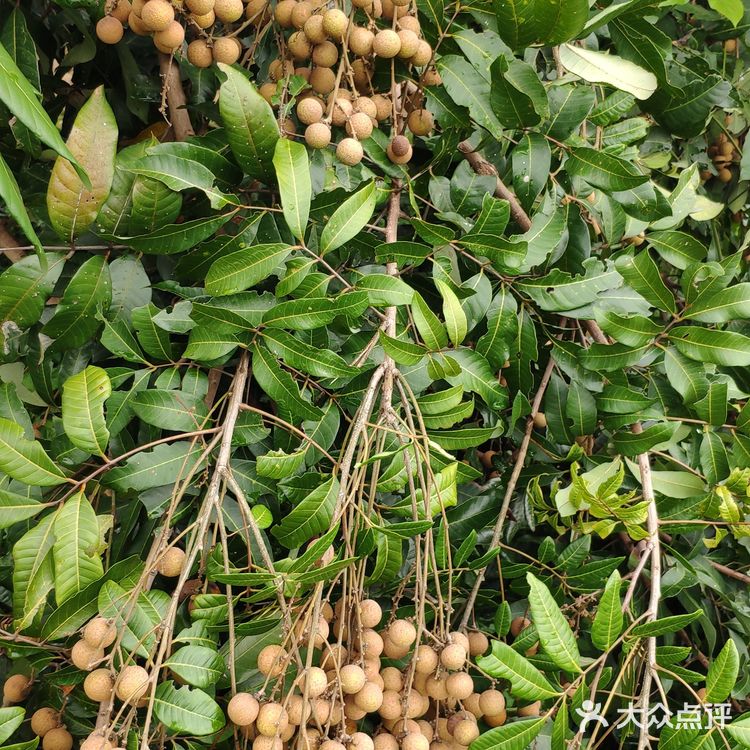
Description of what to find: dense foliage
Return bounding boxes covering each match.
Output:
[2,1,750,749]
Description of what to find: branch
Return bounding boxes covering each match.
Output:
[158,54,194,141]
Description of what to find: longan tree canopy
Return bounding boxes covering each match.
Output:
[1,1,750,750]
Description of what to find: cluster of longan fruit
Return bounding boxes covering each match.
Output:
[249,0,439,167]
[96,0,244,64]
[704,132,738,184]
[224,596,503,750]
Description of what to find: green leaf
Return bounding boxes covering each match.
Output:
[494,0,588,48]
[444,349,508,411]
[551,700,569,750]
[684,284,750,322]
[612,422,678,455]
[412,291,449,350]
[103,442,206,492]
[591,570,623,650]
[708,0,743,25]
[566,147,649,191]
[0,490,44,529]
[631,609,703,636]
[0,708,25,745]
[595,310,661,347]
[512,133,551,213]
[647,231,707,270]
[597,385,654,414]
[205,243,292,297]
[273,138,311,242]
[12,511,56,629]
[356,274,414,307]
[262,329,359,379]
[435,279,467,347]
[476,287,517,368]
[705,639,739,703]
[183,326,239,362]
[131,390,210,432]
[726,714,750,747]
[469,718,545,750]
[43,254,112,351]
[272,475,338,548]
[526,572,582,673]
[0,42,85,179]
[262,292,368,330]
[615,251,676,314]
[558,44,658,99]
[256,449,307,479]
[670,326,750,366]
[0,153,43,255]
[1,10,39,89]
[154,681,225,735]
[582,341,654,372]
[53,491,104,605]
[589,91,637,126]
[46,86,117,241]
[218,64,278,181]
[164,646,225,689]
[664,347,708,403]
[476,641,560,700]
[252,343,323,421]
[0,417,67,486]
[417,385,464,415]
[319,181,377,255]
[490,55,549,128]
[62,366,111,458]
[379,333,427,365]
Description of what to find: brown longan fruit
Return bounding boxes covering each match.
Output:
[305,122,331,148]
[445,672,473,701]
[288,31,312,60]
[257,644,287,677]
[253,738,282,750]
[228,693,260,726]
[414,645,438,675]
[83,618,117,649]
[463,694,482,718]
[111,0,132,22]
[301,667,328,697]
[291,0,313,27]
[425,675,448,701]
[141,0,174,30]
[84,669,115,701]
[187,39,213,67]
[354,681,384,711]
[3,674,31,703]
[351,0,372,8]
[407,109,433,136]
[191,10,215,27]
[157,547,186,577]
[43,728,73,750]
[345,694,368,720]
[312,40,338,67]
[517,701,541,717]
[484,710,507,728]
[96,16,124,43]
[448,632,470,651]
[116,665,150,703]
[274,0,296,26]
[380,666,403,692]
[71,639,104,671]
[320,643,347,669]
[303,14,327,43]
[478,689,505,717]
[330,96,353,126]
[246,0,270,22]
[383,636,410,659]
[296,66,312,80]
[373,29,401,58]
[410,40,432,66]
[300,728,322,750]
[351,733,375,750]
[269,58,295,80]
[467,631,489,657]
[381,0,407,17]
[397,15,419,32]
[452,721,479,746]
[718,167,733,183]
[256,703,289,737]
[422,68,441,86]
[397,29,419,58]
[340,664,367,694]
[351,58,372,89]
[374,735,399,750]
[388,620,417,648]
[353,96,377,119]
[260,82,277,103]
[187,0,214,12]
[214,0,243,21]
[308,698,331,725]
[349,26,374,56]
[532,412,547,428]
[357,628,384,657]
[154,20,185,49]
[31,708,61,737]
[80,735,112,750]
[440,643,466,671]
[725,38,738,53]
[132,0,146,14]
[417,721,434,741]
[213,36,242,63]
[322,8,348,39]
[336,137,364,166]
[376,689,402,720]
[320,742,345,750]
[387,138,412,164]
[510,616,530,637]
[288,695,311,725]
[297,97,324,124]
[372,94,391,121]
[310,66,336,94]
[402,735,429,750]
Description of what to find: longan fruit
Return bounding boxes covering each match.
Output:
[372,0,383,16]
[351,733,375,750]
[373,29,401,58]
[422,68,441,86]
[256,703,289,737]
[246,0,270,22]
[132,0,146,14]
[253,738,282,750]
[372,94,391,121]
[354,681,384,711]
[407,109,433,136]
[116,665,150,703]
[397,29,419,58]
[725,38,738,53]
[279,723,296,742]
[291,0,313,27]
[269,58,295,80]
[31,708,61,737]
[351,58,372,89]
[257,644,287,677]
[418,721,434,741]
[80,735,112,750]
[213,36,242,63]
[191,9,215,27]
[111,0,132,22]
[410,40,432,67]
[214,0,244,21]
[3,674,32,703]
[339,663,367,694]
[141,0,174,30]
[157,547,186,577]
[312,40,338,67]
[532,412,547,428]
[510,617,530,637]
[320,742,345,750]
[452,721,479,746]
[96,16,124,43]
[517,701,541,717]
[718,167,733,183]
[260,81,277,103]
[353,96,377,119]
[274,0,296,26]
[478,689,505,717]
[186,39,212,67]
[397,15,419,32]
[84,669,115,701]
[308,698,331,725]
[351,0,371,8]
[43,728,73,750]
[388,620,417,648]
[83,618,117,650]
[71,639,104,671]
[413,645,437,675]
[297,97,324,124]
[310,66,336,94]
[375,735,399,750]
[383,636,411,659]
[358,628,385,657]
[301,667,328,697]
[349,26,374,56]
[303,14,327,43]
[380,666,403,692]
[462,693,482,719]
[425,675,448,701]
[322,8,348,39]
[402,735,429,750]
[296,66,312,80]
[381,0,408,18]
[446,673,473,701]
[228,693,260,726]
[286,31,310,60]
[320,643,347,669]
[377,689,402,720]
[187,0,214,12]
[154,20,185,49]
[300,728,322,750]
[484,710,507,727]
[466,631,488,657]
[305,122,331,148]
[330,97,353,126]
[387,139,412,164]
[440,643,466,671]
